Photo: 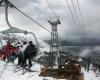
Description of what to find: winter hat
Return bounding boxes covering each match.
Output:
[29,41,33,44]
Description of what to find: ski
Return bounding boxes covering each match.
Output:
[22,67,37,75]
[14,67,23,73]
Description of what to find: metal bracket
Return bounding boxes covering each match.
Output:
[0,0,14,8]
[0,0,5,6]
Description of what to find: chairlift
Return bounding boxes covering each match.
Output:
[1,1,38,46]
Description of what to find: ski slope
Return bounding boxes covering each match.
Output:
[0,60,100,80]
[82,68,100,80]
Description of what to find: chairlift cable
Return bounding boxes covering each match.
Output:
[65,0,83,40]
[13,4,51,33]
[5,1,39,47]
[76,0,87,41]
[7,1,51,33]
[70,0,86,41]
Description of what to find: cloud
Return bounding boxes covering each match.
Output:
[79,47,91,57]
[79,46,100,58]
[0,0,100,40]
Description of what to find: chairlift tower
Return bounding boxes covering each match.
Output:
[48,17,61,66]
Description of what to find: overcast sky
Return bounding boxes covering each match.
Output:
[0,0,100,41]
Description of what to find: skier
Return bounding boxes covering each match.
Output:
[24,41,37,68]
[87,57,91,72]
[18,41,27,66]
[2,41,13,62]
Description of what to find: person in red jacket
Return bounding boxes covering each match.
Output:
[2,46,7,61]
[2,41,13,62]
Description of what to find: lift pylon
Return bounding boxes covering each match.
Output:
[48,17,61,66]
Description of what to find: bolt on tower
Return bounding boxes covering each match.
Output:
[48,17,61,66]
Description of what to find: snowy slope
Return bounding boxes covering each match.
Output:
[0,60,42,80]
[0,60,100,80]
[82,68,100,80]
[0,60,59,80]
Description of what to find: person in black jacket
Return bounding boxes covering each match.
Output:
[24,41,37,68]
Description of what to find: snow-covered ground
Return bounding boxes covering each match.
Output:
[0,60,43,80]
[82,68,100,80]
[0,60,100,80]
[0,60,62,80]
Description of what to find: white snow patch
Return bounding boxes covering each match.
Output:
[82,67,100,80]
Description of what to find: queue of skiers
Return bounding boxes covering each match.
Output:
[0,40,38,68]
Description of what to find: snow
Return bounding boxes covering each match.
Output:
[0,60,40,80]
[0,60,100,80]
[0,60,56,80]
[82,68,100,80]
